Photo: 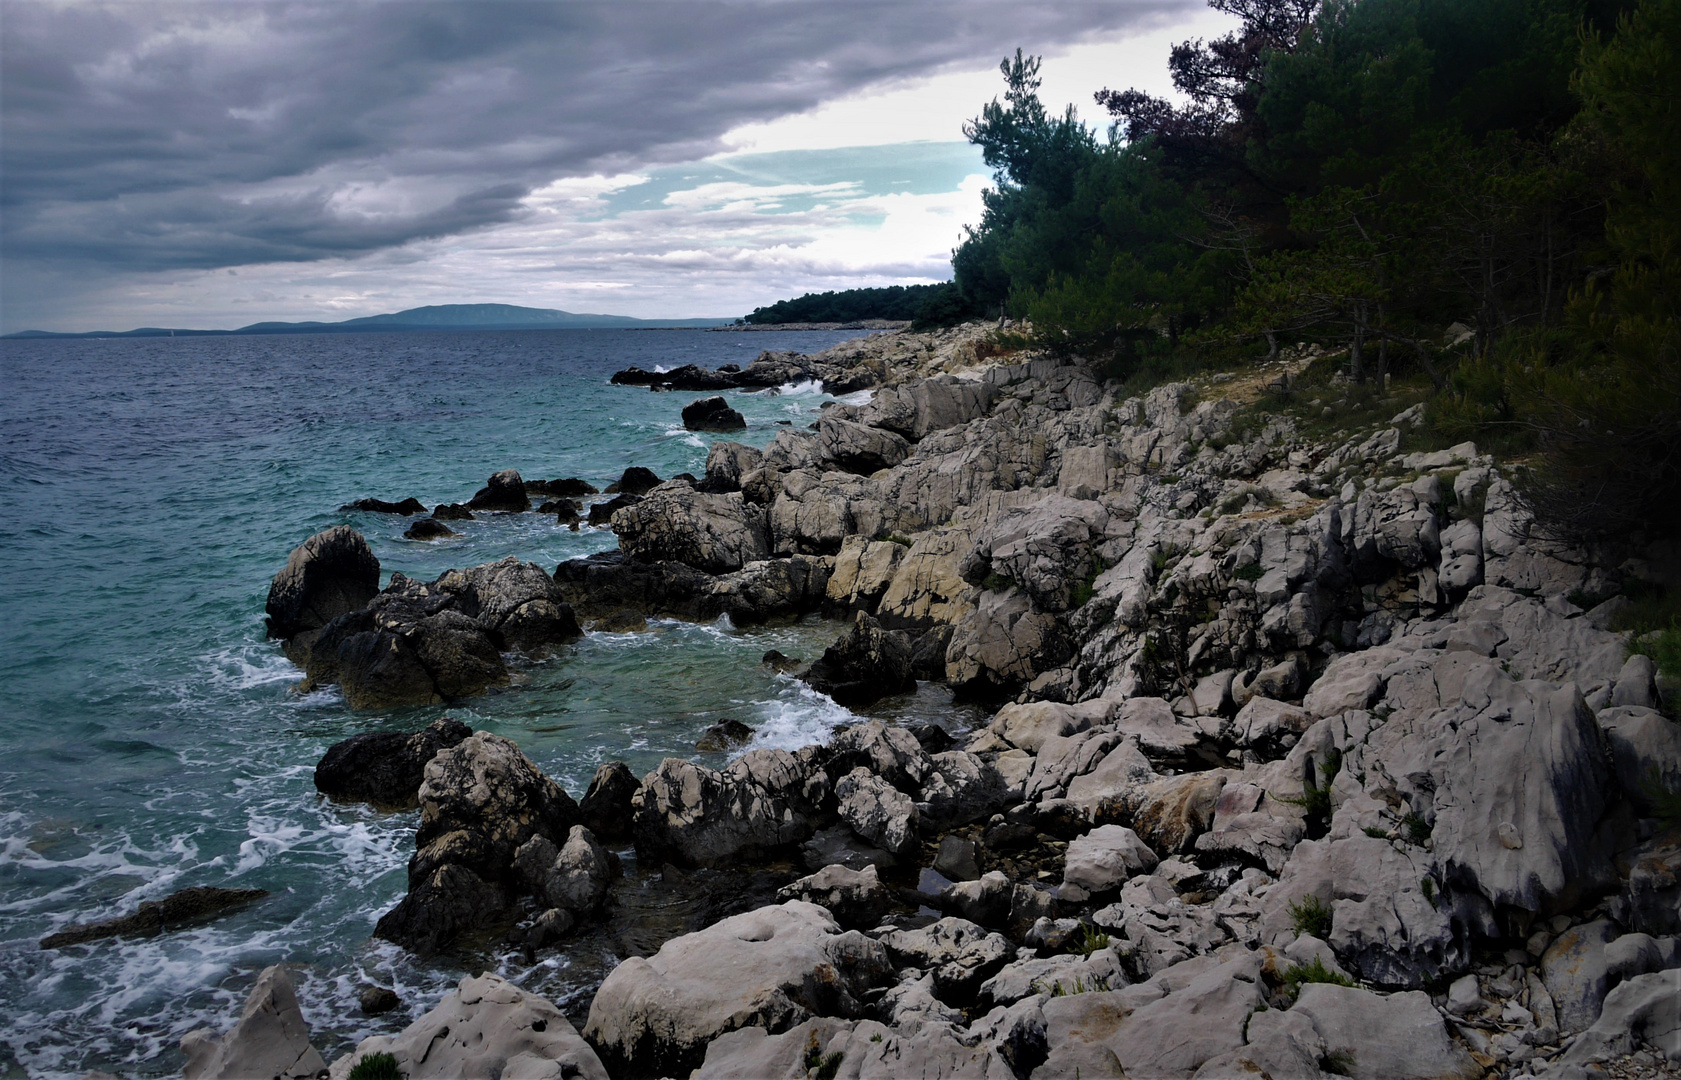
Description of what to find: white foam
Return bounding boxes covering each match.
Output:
[741,682,855,755]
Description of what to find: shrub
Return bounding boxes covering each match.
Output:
[1283,956,1355,996]
[1287,895,1334,939]
[347,1054,403,1080]
[1233,562,1265,582]
[1074,924,1112,957]
[1401,812,1432,844]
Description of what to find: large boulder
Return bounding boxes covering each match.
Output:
[610,483,770,574]
[578,761,638,841]
[858,374,996,441]
[374,733,579,953]
[1061,824,1158,898]
[775,864,888,929]
[816,415,910,474]
[693,1017,1017,1080]
[1428,659,1614,915]
[329,973,606,1080]
[265,526,380,642]
[582,901,892,1078]
[681,395,746,432]
[513,825,615,917]
[630,751,814,867]
[181,965,325,1080]
[467,469,531,512]
[438,556,582,651]
[1289,983,1481,1080]
[799,612,916,707]
[313,716,473,809]
[834,768,920,856]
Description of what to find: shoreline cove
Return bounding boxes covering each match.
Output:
[5,323,1679,1079]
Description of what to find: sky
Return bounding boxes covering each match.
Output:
[0,1,1238,333]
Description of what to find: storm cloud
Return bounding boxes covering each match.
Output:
[4,3,1186,268]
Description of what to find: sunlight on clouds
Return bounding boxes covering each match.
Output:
[719,7,1240,155]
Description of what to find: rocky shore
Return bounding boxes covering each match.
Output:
[175,324,1678,1079]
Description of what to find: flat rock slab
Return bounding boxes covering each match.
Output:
[42,886,268,949]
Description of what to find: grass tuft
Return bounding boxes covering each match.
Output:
[348,1053,403,1080]
[1284,956,1356,995]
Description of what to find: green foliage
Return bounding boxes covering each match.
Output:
[803,1038,845,1080]
[1074,924,1112,957]
[1421,876,1437,906]
[1233,562,1266,582]
[744,284,950,325]
[1321,1048,1359,1076]
[1288,895,1335,939]
[1401,812,1433,844]
[1363,825,1389,838]
[1279,748,1343,828]
[347,1053,403,1080]
[982,571,1013,593]
[1284,956,1356,995]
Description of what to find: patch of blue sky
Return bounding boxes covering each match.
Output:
[596,140,987,219]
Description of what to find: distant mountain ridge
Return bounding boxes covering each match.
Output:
[3,303,733,339]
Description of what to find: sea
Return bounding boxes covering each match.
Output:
[0,328,985,1079]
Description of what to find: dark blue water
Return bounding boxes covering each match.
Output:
[0,328,972,1079]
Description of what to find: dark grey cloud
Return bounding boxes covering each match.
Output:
[1,1,1191,275]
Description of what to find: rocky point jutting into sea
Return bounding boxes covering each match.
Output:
[165,323,1678,1080]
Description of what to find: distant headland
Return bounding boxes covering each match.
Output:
[1,303,735,339]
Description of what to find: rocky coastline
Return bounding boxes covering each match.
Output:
[156,324,1679,1080]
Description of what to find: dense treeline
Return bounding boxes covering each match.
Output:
[741,284,949,324]
[946,0,1678,545]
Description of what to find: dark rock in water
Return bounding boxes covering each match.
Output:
[905,722,957,755]
[579,761,638,842]
[266,526,381,643]
[313,716,472,810]
[799,612,916,707]
[540,499,583,530]
[432,503,474,521]
[587,492,642,526]
[802,824,895,873]
[604,467,661,496]
[342,497,428,515]
[404,517,456,541]
[553,550,826,627]
[591,608,648,633]
[695,719,755,752]
[528,477,599,497]
[909,625,954,682]
[375,732,581,953]
[359,986,401,1015]
[681,395,746,432]
[524,906,576,949]
[775,419,793,425]
[934,836,981,882]
[761,649,801,672]
[609,366,663,386]
[296,557,581,710]
[41,886,268,949]
[466,469,531,512]
[672,472,698,484]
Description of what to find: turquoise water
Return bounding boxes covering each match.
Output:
[0,329,979,1079]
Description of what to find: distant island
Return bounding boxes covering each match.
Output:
[2,303,734,339]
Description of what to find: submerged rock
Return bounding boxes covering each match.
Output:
[403,516,457,540]
[340,496,427,515]
[42,886,269,949]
